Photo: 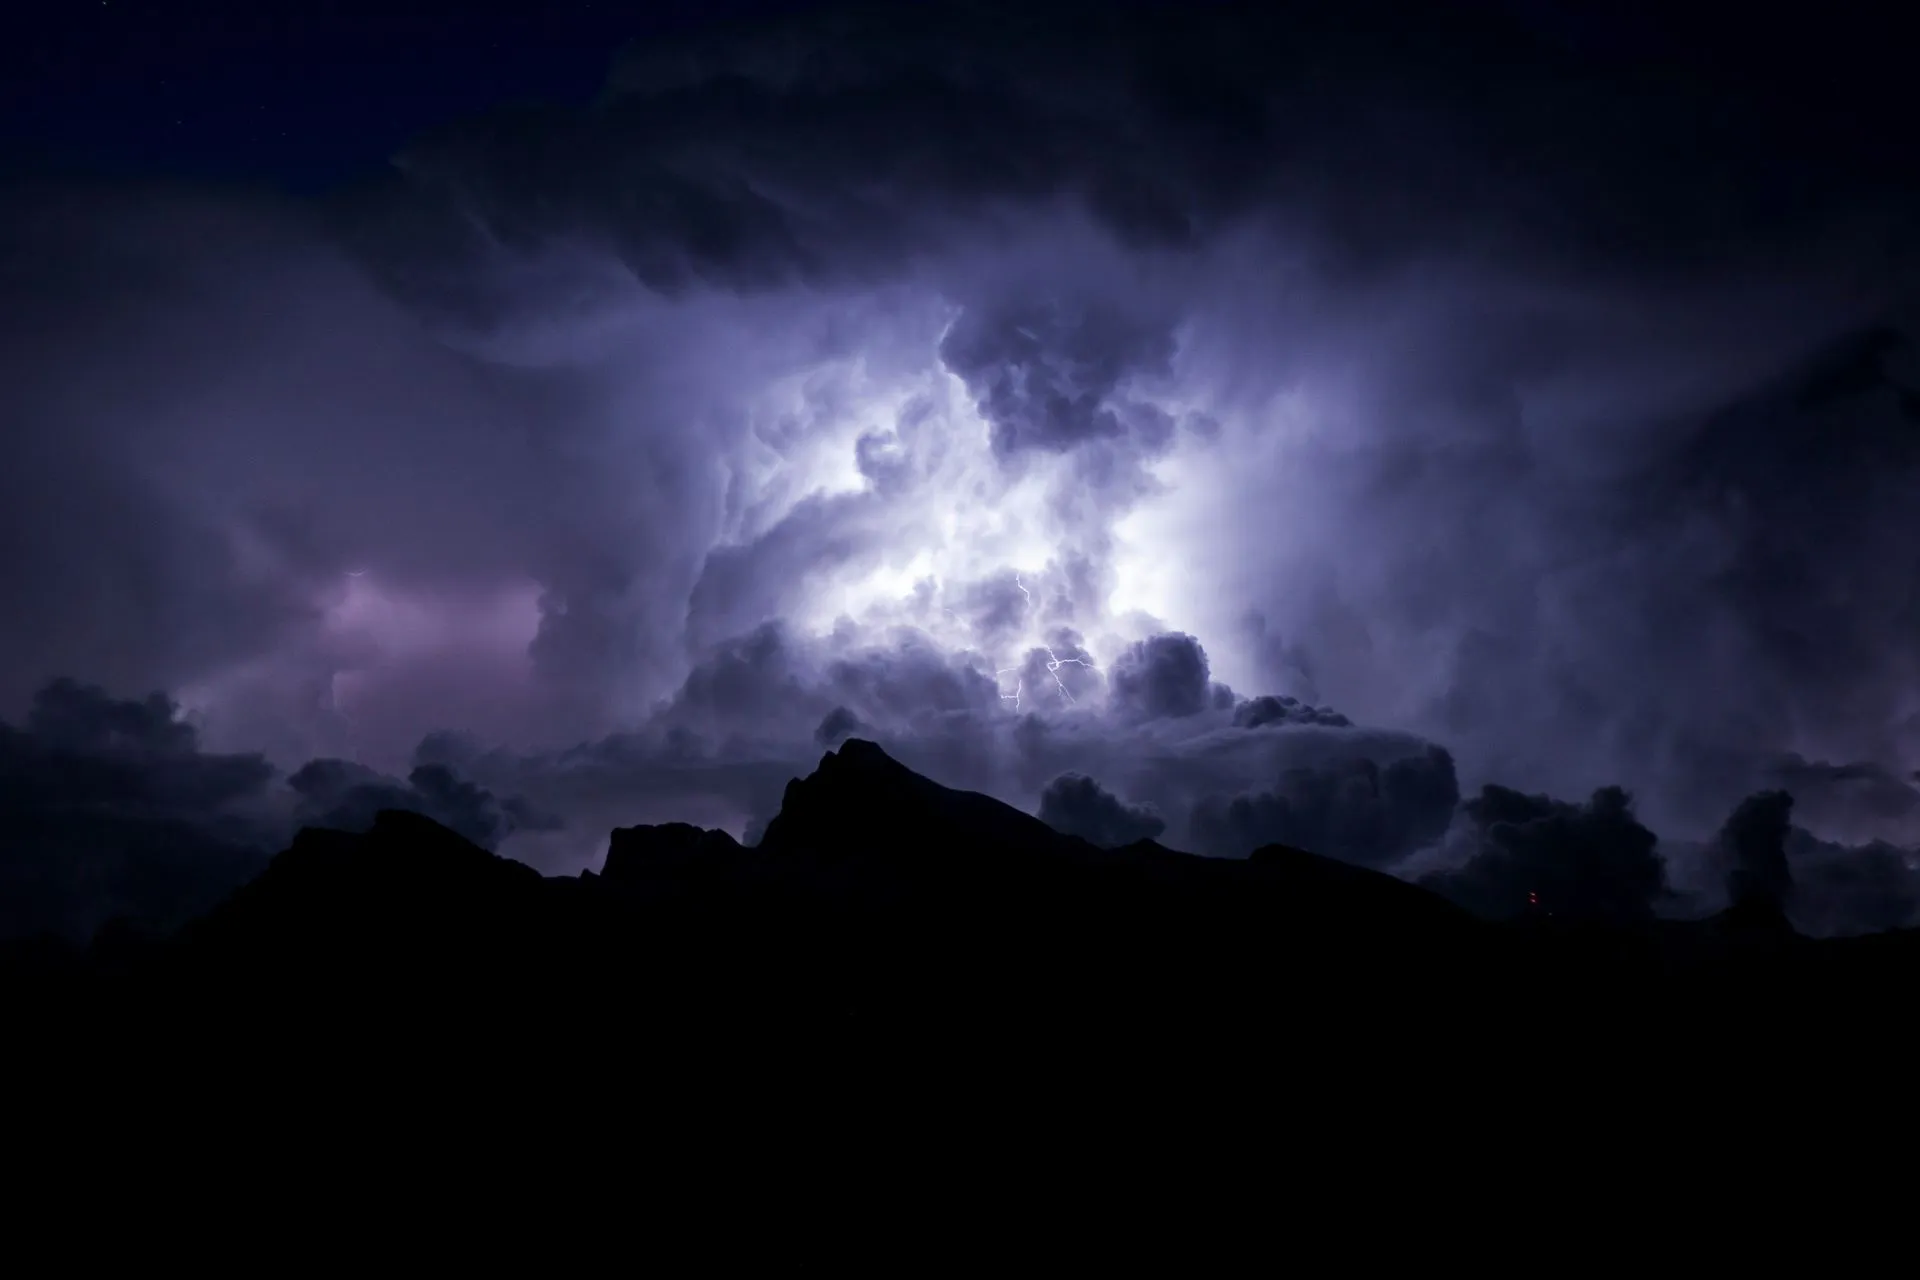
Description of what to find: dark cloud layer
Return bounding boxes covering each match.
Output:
[0,680,277,939]
[1038,773,1165,849]
[1785,829,1920,937]
[0,680,556,940]
[5,0,1920,937]
[360,1,1916,300]
[288,758,563,852]
[1718,789,1796,912]
[1193,746,1460,866]
[1423,784,1668,925]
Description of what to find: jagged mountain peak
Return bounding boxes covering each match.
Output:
[603,821,744,881]
[758,738,1072,859]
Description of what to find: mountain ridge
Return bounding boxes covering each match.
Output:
[10,738,1918,1082]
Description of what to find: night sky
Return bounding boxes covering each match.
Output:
[4,0,1919,940]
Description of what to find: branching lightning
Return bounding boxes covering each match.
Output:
[996,573,1095,711]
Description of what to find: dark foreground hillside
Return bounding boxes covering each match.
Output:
[7,739,1917,1131]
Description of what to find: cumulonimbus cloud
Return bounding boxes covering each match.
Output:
[3,0,1919,936]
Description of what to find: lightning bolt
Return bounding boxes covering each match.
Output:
[995,573,1095,711]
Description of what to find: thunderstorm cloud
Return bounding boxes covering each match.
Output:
[4,0,1919,937]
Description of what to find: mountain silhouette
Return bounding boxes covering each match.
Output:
[9,739,1918,1106]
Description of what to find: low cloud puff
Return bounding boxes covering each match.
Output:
[1038,773,1166,848]
[1191,744,1459,865]
[1419,784,1668,925]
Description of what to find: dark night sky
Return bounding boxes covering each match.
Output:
[1,3,770,189]
[4,0,1920,941]
[5,1,1909,189]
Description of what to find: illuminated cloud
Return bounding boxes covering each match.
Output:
[3,1,1919,933]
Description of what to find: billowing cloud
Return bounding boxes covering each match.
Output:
[0,680,279,939]
[1784,829,1920,937]
[5,1,1920,936]
[1703,788,1920,934]
[1192,744,1459,865]
[1106,633,1221,722]
[1718,789,1796,911]
[938,298,1180,458]
[1038,773,1166,848]
[1420,784,1669,925]
[288,757,562,852]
